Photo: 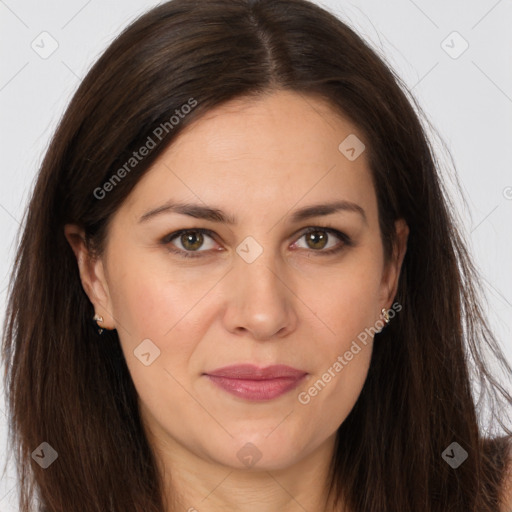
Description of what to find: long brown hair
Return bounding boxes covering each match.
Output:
[2,0,511,510]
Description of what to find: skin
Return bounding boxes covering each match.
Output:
[65,90,409,512]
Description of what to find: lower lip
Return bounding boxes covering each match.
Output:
[205,375,306,401]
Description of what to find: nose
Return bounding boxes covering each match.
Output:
[221,250,298,341]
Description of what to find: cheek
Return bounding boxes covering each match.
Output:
[108,269,202,423]
[297,278,377,436]
[300,348,372,443]
[293,250,382,425]
[107,250,206,338]
[311,254,383,346]
[107,261,212,383]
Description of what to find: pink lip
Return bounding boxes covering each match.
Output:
[204,364,307,401]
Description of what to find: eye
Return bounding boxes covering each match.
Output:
[292,227,352,255]
[163,228,219,258]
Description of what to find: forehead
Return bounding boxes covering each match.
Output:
[168,90,364,168]
[121,90,377,224]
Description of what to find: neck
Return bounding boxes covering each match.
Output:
[148,429,342,512]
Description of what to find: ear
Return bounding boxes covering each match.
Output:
[63,224,115,330]
[379,218,409,309]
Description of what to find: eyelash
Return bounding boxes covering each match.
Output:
[161,226,353,259]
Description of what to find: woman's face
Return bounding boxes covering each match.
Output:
[67,90,407,472]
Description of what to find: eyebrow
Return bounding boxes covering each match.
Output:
[138,199,367,225]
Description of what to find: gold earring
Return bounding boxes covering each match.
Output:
[381,307,390,325]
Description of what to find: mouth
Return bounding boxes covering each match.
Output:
[203,364,308,401]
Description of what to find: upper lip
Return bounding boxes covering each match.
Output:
[204,364,306,380]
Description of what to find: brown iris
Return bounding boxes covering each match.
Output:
[305,230,328,250]
[180,231,204,251]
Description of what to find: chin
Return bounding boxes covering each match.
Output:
[201,432,309,472]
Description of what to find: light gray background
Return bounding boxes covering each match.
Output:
[1,1,511,509]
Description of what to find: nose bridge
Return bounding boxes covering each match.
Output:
[222,236,296,338]
[235,238,286,304]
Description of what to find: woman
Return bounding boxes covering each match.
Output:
[2,0,511,510]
